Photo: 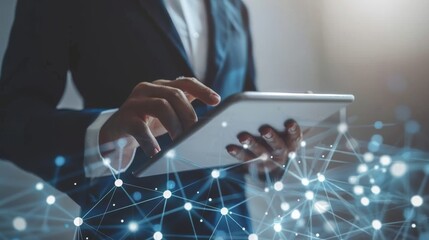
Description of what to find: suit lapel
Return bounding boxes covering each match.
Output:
[137,0,194,76]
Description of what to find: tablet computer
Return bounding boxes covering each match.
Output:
[133,92,354,178]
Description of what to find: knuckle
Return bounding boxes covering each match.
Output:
[171,88,185,99]
[154,98,169,108]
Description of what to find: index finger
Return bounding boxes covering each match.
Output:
[156,77,221,106]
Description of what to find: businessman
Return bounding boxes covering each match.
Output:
[0,0,301,238]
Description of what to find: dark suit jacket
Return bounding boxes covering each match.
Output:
[0,0,256,238]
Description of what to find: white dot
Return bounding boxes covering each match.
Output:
[273,181,284,191]
[184,202,193,211]
[288,152,297,159]
[280,202,290,211]
[220,207,228,215]
[264,187,269,193]
[361,197,370,206]
[371,185,381,195]
[221,121,228,128]
[357,164,368,173]
[166,150,176,158]
[291,209,301,219]
[300,141,307,147]
[337,123,348,133]
[35,182,44,191]
[200,219,203,222]
[211,169,220,179]
[163,190,172,199]
[314,201,330,214]
[348,176,358,184]
[120,219,124,223]
[305,191,314,200]
[243,144,249,149]
[114,179,123,187]
[353,185,364,195]
[102,158,111,166]
[317,173,325,182]
[316,233,320,237]
[411,195,423,207]
[208,198,213,202]
[46,195,56,205]
[73,217,83,227]
[128,221,138,232]
[273,223,282,232]
[411,223,416,228]
[372,219,382,230]
[153,231,163,240]
[363,152,374,162]
[301,178,309,186]
[380,155,392,166]
[12,217,27,231]
[248,233,259,240]
[390,161,407,177]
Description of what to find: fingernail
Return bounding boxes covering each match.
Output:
[239,136,251,145]
[287,122,297,134]
[262,130,273,139]
[226,146,237,155]
[211,93,221,101]
[154,147,160,155]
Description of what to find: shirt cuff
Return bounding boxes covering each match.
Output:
[84,109,137,178]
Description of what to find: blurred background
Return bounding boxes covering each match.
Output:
[1,0,428,238]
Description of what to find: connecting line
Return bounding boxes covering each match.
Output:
[96,187,117,230]
[82,187,115,219]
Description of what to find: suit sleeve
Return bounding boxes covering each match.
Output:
[0,0,101,206]
[241,1,257,92]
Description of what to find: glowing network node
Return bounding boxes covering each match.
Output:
[220,207,229,215]
[211,169,220,179]
[380,155,392,166]
[305,191,314,200]
[411,223,417,228]
[374,121,384,129]
[357,164,368,173]
[248,233,259,240]
[132,192,142,201]
[35,182,44,191]
[243,144,249,149]
[102,158,111,166]
[46,195,56,205]
[317,173,326,182]
[128,221,138,232]
[410,195,423,207]
[73,217,83,227]
[117,138,127,148]
[371,185,381,195]
[264,187,270,193]
[390,161,407,177]
[54,156,65,167]
[12,217,27,231]
[353,185,364,195]
[337,122,348,133]
[153,231,163,240]
[273,223,282,232]
[361,197,370,206]
[300,141,306,147]
[372,219,382,230]
[273,181,284,191]
[114,179,123,187]
[301,178,310,186]
[166,150,176,158]
[316,233,320,237]
[314,200,330,214]
[280,202,290,211]
[363,152,374,162]
[291,209,301,220]
[221,121,228,128]
[163,190,172,199]
[288,151,297,159]
[348,176,358,185]
[184,202,192,211]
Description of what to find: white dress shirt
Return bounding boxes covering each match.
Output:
[84,0,209,178]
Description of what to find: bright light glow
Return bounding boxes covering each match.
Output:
[128,221,138,232]
[410,195,423,207]
[390,161,407,177]
[184,202,192,211]
[243,144,249,149]
[361,197,370,206]
[12,217,27,231]
[273,223,282,232]
[46,195,56,205]
[220,207,229,215]
[353,185,364,195]
[380,155,392,166]
[300,141,307,147]
[314,201,330,214]
[372,219,382,230]
[337,122,348,133]
[348,176,358,185]
[280,202,290,211]
[264,187,269,193]
[114,179,123,187]
[102,158,111,166]
[35,182,44,191]
[317,173,326,182]
[153,231,163,240]
[163,190,172,199]
[211,169,220,179]
[411,223,416,228]
[301,178,309,186]
[221,121,228,128]
[357,164,368,173]
[248,233,259,240]
[305,191,314,200]
[363,152,374,162]
[166,150,176,158]
[288,151,297,159]
[291,209,301,220]
[371,185,381,195]
[73,217,83,227]
[274,181,284,191]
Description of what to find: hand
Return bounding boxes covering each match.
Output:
[99,77,221,158]
[226,119,302,181]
